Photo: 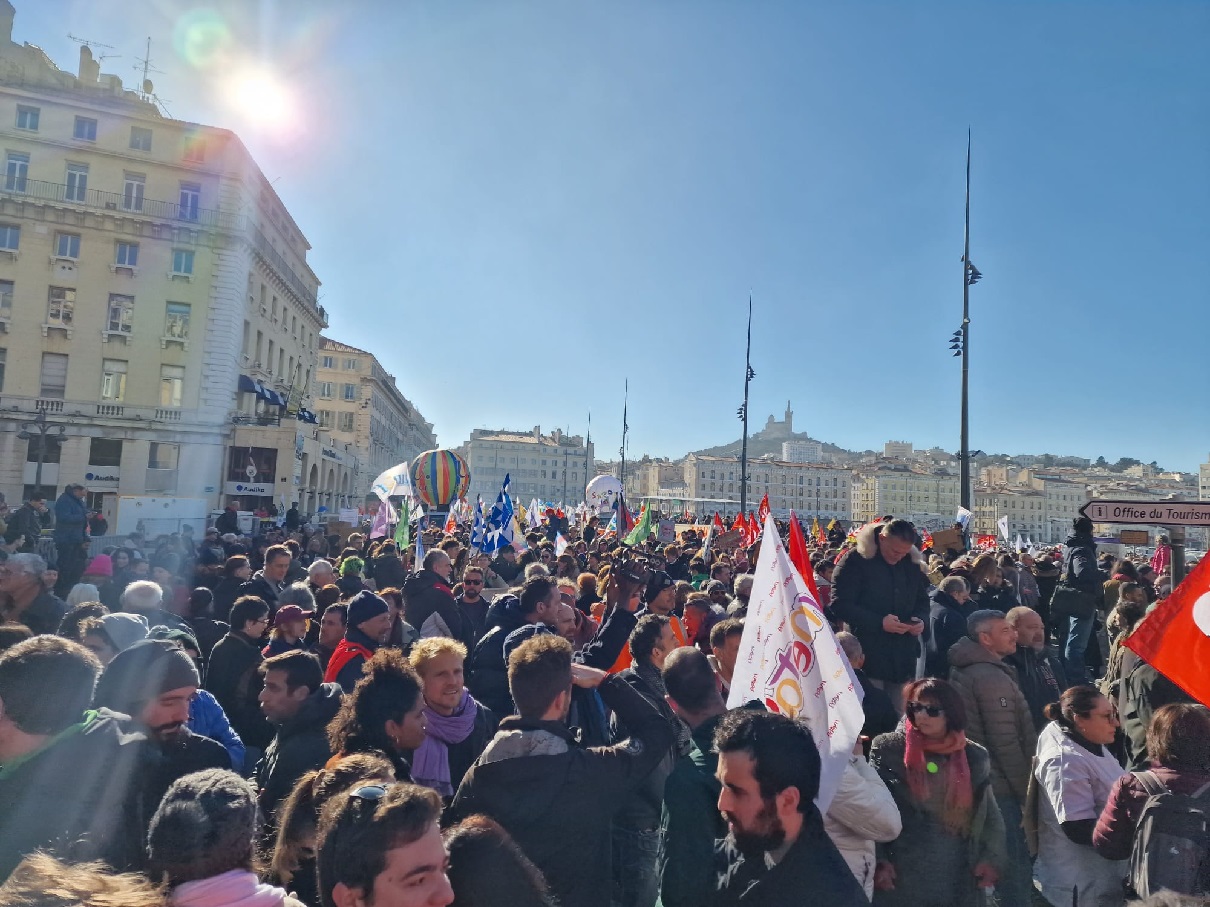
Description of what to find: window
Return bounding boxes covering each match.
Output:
[47,287,75,326]
[54,232,81,259]
[148,442,178,470]
[178,182,200,221]
[106,294,134,334]
[0,348,5,391]
[100,359,127,400]
[342,383,356,401]
[159,365,184,407]
[73,116,97,141]
[15,105,39,130]
[65,163,88,201]
[338,412,355,432]
[0,279,10,317]
[321,355,334,368]
[182,134,206,162]
[0,224,18,250]
[165,302,190,339]
[344,358,359,370]
[5,153,28,192]
[130,126,152,151]
[171,248,194,275]
[318,410,333,428]
[122,173,145,212]
[39,353,67,398]
[115,241,138,267]
[89,438,122,467]
[317,381,334,398]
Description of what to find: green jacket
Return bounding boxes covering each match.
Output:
[658,713,725,907]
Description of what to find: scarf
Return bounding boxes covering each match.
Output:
[904,723,973,835]
[172,870,286,907]
[412,689,478,797]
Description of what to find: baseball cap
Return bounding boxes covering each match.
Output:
[273,604,314,627]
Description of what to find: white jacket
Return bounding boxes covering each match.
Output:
[823,756,903,898]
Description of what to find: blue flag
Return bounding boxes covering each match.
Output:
[470,495,486,551]
[481,474,515,554]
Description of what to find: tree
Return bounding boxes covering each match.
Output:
[1095,456,1108,468]
[1039,454,1056,468]
[1110,457,1141,473]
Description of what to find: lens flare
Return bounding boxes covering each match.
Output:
[173,8,232,69]
[222,64,299,134]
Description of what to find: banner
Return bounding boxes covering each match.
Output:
[996,514,1010,542]
[371,463,413,501]
[727,515,866,812]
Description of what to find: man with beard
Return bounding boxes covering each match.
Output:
[92,639,228,840]
[713,709,867,906]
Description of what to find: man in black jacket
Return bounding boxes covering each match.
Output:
[403,549,470,645]
[713,709,867,907]
[0,636,149,879]
[831,519,928,713]
[1005,605,1066,732]
[3,494,49,552]
[237,544,291,615]
[256,649,342,820]
[447,635,676,907]
[205,595,273,761]
[1052,516,1106,683]
[467,586,557,716]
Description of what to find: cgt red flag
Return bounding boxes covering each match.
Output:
[746,512,760,546]
[1124,554,1210,707]
[714,512,725,531]
[787,511,822,603]
[758,493,770,526]
[730,512,746,535]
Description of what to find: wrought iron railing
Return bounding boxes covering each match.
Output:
[0,176,242,231]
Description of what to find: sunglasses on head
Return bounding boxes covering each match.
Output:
[905,702,945,718]
[349,783,392,804]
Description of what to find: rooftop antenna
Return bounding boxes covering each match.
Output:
[67,34,121,63]
[132,37,165,101]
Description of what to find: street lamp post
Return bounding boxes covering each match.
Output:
[17,402,67,495]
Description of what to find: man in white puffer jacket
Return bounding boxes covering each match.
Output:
[823,749,903,898]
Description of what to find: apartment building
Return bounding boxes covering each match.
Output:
[682,454,851,521]
[461,427,594,506]
[850,462,962,528]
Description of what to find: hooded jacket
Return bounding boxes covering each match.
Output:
[1062,532,1104,594]
[947,636,1038,801]
[445,674,675,907]
[830,523,930,683]
[403,569,470,646]
[926,587,971,679]
[466,595,528,715]
[205,630,272,749]
[256,682,344,819]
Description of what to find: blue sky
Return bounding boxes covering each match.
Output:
[25,1,1210,471]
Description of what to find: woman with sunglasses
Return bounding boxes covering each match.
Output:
[869,677,1006,907]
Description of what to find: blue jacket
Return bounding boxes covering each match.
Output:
[52,492,88,545]
[188,689,246,772]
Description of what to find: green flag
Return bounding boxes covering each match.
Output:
[623,501,652,546]
[394,498,410,549]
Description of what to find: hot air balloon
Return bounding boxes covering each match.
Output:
[410,449,471,508]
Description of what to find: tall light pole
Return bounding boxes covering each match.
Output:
[958,131,982,512]
[618,380,629,494]
[18,402,67,494]
[737,297,755,518]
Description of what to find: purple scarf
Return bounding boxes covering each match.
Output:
[412,689,478,797]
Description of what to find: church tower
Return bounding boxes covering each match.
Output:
[784,401,793,434]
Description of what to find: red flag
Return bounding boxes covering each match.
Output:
[731,512,746,534]
[746,512,760,546]
[1124,556,1210,707]
[444,509,457,533]
[787,511,821,603]
[713,512,725,531]
[758,494,770,526]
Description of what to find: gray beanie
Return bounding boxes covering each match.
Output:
[100,612,149,652]
[147,768,258,883]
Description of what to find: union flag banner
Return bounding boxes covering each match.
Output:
[1124,555,1210,707]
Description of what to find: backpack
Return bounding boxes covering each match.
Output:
[1127,771,1210,898]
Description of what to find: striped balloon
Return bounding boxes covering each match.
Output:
[410,449,471,507]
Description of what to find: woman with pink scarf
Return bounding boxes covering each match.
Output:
[408,638,499,800]
[148,769,304,907]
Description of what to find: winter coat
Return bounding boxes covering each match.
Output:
[211,577,245,623]
[215,509,240,535]
[4,503,49,550]
[1120,659,1194,771]
[713,808,869,907]
[52,491,88,545]
[0,709,150,879]
[256,683,344,820]
[327,626,381,694]
[947,636,1037,801]
[926,588,971,679]
[237,573,283,613]
[466,595,528,716]
[445,674,676,907]
[205,630,273,749]
[822,755,903,899]
[660,714,725,907]
[403,569,470,647]
[188,689,246,772]
[970,583,1017,613]
[1092,765,1210,862]
[1005,645,1067,733]
[1063,532,1105,594]
[831,523,930,684]
[610,665,685,833]
[856,667,899,741]
[11,589,68,636]
[369,555,407,591]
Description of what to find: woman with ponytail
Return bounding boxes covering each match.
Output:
[869,677,1006,907]
[1033,685,1129,907]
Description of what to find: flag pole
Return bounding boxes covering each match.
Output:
[619,380,629,495]
[960,130,972,513]
[739,296,754,519]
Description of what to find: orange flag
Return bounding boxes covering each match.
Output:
[788,511,822,603]
[1124,555,1210,707]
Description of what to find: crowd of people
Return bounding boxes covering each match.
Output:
[0,498,1206,907]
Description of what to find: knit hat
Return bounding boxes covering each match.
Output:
[147,768,258,883]
[99,612,148,652]
[83,554,113,577]
[93,639,200,717]
[644,570,674,604]
[503,622,556,664]
[347,590,389,629]
[340,556,365,577]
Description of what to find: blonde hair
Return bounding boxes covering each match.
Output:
[409,637,468,674]
[0,853,165,907]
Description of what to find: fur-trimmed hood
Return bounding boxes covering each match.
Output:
[853,522,928,572]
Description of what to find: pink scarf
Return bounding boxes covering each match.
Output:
[172,870,287,907]
[904,723,973,834]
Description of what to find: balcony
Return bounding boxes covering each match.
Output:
[0,395,186,424]
[0,177,242,232]
[249,223,321,312]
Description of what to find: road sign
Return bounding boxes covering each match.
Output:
[1118,530,1150,545]
[1080,500,1210,527]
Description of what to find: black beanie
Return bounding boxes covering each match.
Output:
[147,768,257,883]
[347,590,389,629]
[93,639,200,717]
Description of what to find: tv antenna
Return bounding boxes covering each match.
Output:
[66,33,120,63]
[132,37,165,100]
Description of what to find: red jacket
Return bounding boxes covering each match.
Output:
[1091,766,1210,861]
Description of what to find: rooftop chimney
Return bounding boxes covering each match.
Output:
[0,1,14,45]
[78,44,100,83]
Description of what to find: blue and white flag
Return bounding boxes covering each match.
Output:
[481,474,515,554]
[470,496,487,551]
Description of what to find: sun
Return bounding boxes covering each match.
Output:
[222,65,298,134]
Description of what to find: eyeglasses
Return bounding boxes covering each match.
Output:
[905,702,945,718]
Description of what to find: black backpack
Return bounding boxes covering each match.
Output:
[1127,771,1210,898]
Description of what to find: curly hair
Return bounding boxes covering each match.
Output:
[326,649,422,758]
